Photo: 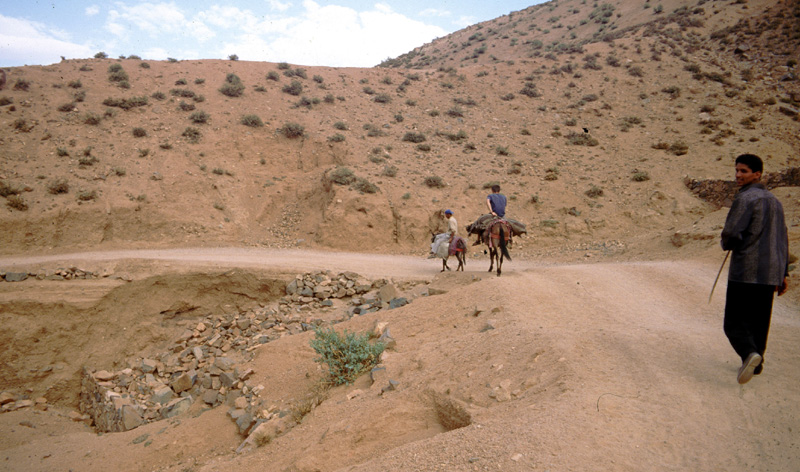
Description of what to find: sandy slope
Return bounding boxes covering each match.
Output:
[0,248,797,472]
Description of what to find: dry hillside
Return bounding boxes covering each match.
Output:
[1,0,799,471]
[0,0,797,258]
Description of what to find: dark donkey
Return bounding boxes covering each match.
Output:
[486,219,512,276]
[430,232,467,272]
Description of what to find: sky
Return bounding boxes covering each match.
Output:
[0,1,546,68]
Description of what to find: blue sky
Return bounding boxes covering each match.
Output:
[0,1,545,68]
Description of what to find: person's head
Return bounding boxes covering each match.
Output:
[444,209,453,217]
[734,153,763,187]
[491,184,501,193]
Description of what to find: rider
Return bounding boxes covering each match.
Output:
[474,185,507,245]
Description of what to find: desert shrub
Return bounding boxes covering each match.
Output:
[381,165,398,177]
[424,176,446,188]
[282,80,303,96]
[585,185,604,198]
[669,141,689,155]
[313,74,324,84]
[265,71,280,82]
[0,181,21,197]
[132,127,147,137]
[310,327,384,386]
[565,117,577,126]
[241,114,263,127]
[402,132,426,143]
[228,54,239,61]
[0,97,12,106]
[94,51,108,59]
[323,94,335,104]
[103,96,148,110]
[194,78,205,85]
[627,66,645,77]
[328,133,346,142]
[58,102,76,112]
[138,149,149,158]
[362,86,375,95]
[140,62,150,69]
[364,124,385,137]
[47,178,69,194]
[73,90,86,102]
[178,100,195,111]
[151,91,166,100]
[328,167,356,185]
[78,155,98,166]
[501,93,515,101]
[620,116,642,131]
[56,147,69,156]
[661,86,681,99]
[281,122,305,138]
[219,73,245,97]
[374,93,391,103]
[352,178,379,194]
[632,170,650,181]
[284,68,307,79]
[170,88,195,98]
[68,79,82,89]
[83,113,102,125]
[6,195,28,211]
[446,106,464,117]
[14,79,31,91]
[428,110,440,117]
[496,145,510,156]
[113,167,126,176]
[182,127,201,143]
[160,142,172,150]
[175,78,187,85]
[167,58,178,63]
[108,67,129,83]
[77,190,97,201]
[417,143,431,152]
[12,118,32,132]
[190,111,210,124]
[566,131,598,146]
[333,121,348,130]
[520,82,541,97]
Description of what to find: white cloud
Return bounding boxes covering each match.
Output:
[453,15,477,28]
[419,8,451,18]
[86,5,100,16]
[269,0,292,12]
[0,14,93,66]
[104,2,187,37]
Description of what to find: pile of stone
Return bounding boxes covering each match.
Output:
[1,267,100,282]
[0,391,49,413]
[77,270,417,435]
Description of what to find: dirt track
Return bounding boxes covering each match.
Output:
[1,248,799,472]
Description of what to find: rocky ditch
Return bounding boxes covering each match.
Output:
[1,270,424,445]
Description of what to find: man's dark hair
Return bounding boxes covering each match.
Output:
[491,184,501,193]
[735,153,763,173]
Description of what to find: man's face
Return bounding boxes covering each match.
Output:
[735,163,761,187]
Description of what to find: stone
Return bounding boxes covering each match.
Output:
[372,320,389,337]
[381,379,399,394]
[202,389,219,405]
[378,284,398,303]
[94,370,115,381]
[236,412,256,436]
[161,396,192,419]
[236,318,251,330]
[214,357,235,372]
[170,370,196,393]
[120,404,144,431]
[4,272,28,282]
[370,366,387,386]
[151,386,174,405]
[220,372,237,388]
[141,358,158,374]
[389,297,408,309]
[379,328,396,350]
[0,392,16,405]
[234,396,249,409]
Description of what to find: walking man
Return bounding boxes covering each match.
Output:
[721,153,789,384]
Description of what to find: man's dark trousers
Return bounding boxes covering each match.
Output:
[723,280,775,363]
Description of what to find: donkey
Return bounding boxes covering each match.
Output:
[486,219,512,276]
[430,232,467,272]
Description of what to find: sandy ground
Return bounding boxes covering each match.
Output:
[0,247,798,472]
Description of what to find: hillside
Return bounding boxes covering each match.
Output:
[0,0,797,259]
[1,0,799,471]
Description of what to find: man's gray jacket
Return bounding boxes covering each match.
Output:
[721,183,789,286]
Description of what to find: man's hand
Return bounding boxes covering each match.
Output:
[777,277,788,296]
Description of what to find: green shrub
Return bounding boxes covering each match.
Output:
[566,131,598,146]
[219,73,245,97]
[175,78,187,85]
[58,102,76,112]
[281,122,305,138]
[0,180,21,197]
[374,93,391,103]
[228,54,239,61]
[13,79,31,91]
[632,171,650,182]
[381,165,398,177]
[241,114,263,127]
[266,71,280,81]
[402,132,426,143]
[424,176,446,188]
[328,133,346,142]
[585,185,603,198]
[352,177,378,194]
[56,147,69,156]
[333,121,348,130]
[94,51,108,59]
[282,80,303,96]
[6,195,28,211]
[132,127,147,137]
[151,91,166,100]
[190,111,210,124]
[182,127,201,143]
[84,113,102,125]
[328,167,356,185]
[68,80,82,89]
[46,179,69,194]
[77,189,98,201]
[310,327,384,386]
[140,62,150,69]
[178,100,195,111]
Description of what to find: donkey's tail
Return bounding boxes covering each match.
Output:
[500,227,512,261]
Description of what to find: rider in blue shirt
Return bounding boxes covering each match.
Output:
[486,184,506,218]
